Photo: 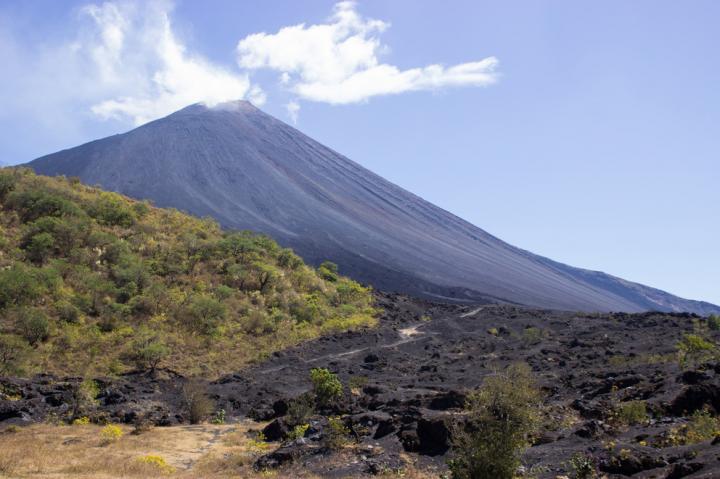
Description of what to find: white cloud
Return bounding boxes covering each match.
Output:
[84,1,257,125]
[237,1,499,105]
[285,101,300,124]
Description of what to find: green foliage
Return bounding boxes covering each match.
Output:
[15,308,50,345]
[0,334,30,375]
[0,264,47,309]
[310,368,343,408]
[614,400,647,426]
[288,423,310,440]
[0,171,17,201]
[708,314,720,331]
[665,408,720,445]
[677,333,717,366]
[569,452,597,479]
[130,330,170,371]
[521,326,544,345]
[448,363,541,479]
[318,261,339,282]
[286,393,315,427]
[184,295,226,335]
[0,170,376,377]
[324,416,350,449]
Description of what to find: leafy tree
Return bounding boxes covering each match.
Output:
[310,367,343,408]
[448,363,541,479]
[0,265,45,309]
[184,295,227,335]
[318,261,339,282]
[15,308,51,346]
[131,331,170,371]
[708,314,720,331]
[24,232,55,264]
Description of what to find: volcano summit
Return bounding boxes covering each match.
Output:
[28,101,719,314]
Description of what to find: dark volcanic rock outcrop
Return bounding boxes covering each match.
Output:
[26,101,719,314]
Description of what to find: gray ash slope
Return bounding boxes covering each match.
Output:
[27,101,718,314]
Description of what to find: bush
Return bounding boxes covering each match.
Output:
[708,314,720,331]
[100,424,123,444]
[88,193,135,227]
[15,308,50,345]
[677,333,717,366]
[0,265,45,309]
[310,368,343,408]
[324,416,349,449]
[0,334,30,375]
[569,452,597,479]
[521,327,544,345]
[448,363,541,479]
[6,189,81,222]
[71,379,99,418]
[182,380,215,424]
[318,261,339,282]
[286,393,315,427]
[614,400,647,426]
[136,455,175,475]
[184,295,226,335]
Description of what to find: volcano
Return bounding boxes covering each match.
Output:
[27,101,719,314]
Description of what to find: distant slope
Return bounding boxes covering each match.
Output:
[27,101,720,314]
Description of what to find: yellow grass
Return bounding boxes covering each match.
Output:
[0,422,439,478]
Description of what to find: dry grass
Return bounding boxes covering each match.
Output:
[0,422,263,478]
[0,422,440,478]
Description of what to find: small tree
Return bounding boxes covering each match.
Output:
[131,332,170,372]
[15,308,50,346]
[708,314,720,331]
[184,295,226,335]
[448,363,541,479]
[310,368,343,408]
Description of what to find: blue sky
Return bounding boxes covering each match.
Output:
[0,1,718,304]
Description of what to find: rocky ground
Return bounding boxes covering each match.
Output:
[2,292,720,478]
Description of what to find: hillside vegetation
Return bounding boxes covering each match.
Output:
[0,168,376,377]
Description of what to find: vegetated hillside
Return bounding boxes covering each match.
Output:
[27,101,719,315]
[0,168,376,378]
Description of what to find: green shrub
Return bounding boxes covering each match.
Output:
[708,314,720,331]
[0,334,30,375]
[614,400,647,426]
[6,189,81,222]
[318,261,339,282]
[448,363,541,479]
[677,333,717,366]
[184,295,226,335]
[521,327,544,345]
[569,452,597,479]
[0,265,45,309]
[88,193,135,227]
[310,368,343,408]
[324,416,349,449]
[130,333,170,371]
[15,308,50,345]
[286,393,315,427]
